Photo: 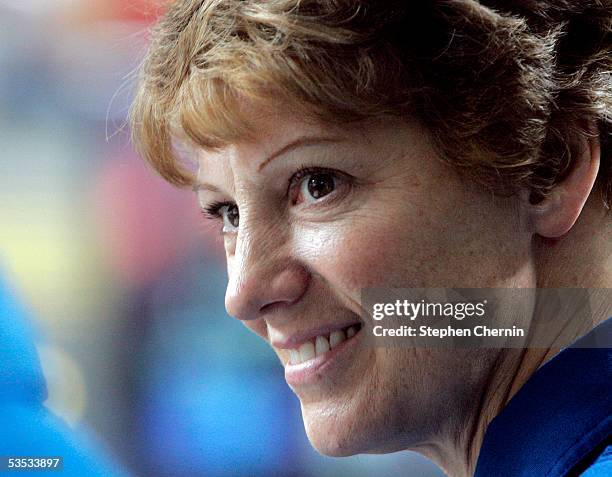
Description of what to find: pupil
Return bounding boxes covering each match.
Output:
[228,205,239,227]
[307,173,334,199]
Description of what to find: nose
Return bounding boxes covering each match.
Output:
[224,237,310,322]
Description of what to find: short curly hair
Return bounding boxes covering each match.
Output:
[130,0,612,208]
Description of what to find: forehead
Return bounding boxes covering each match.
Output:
[195,105,342,181]
[193,99,428,198]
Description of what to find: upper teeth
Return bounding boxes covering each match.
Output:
[288,325,358,365]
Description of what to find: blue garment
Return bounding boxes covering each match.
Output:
[474,317,612,477]
[0,274,129,477]
[581,445,612,476]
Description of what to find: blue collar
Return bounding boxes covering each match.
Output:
[474,317,612,477]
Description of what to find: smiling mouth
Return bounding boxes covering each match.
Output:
[287,322,362,365]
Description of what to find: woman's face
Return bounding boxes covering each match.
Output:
[195,106,534,455]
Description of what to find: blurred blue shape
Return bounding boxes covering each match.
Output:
[0,271,45,404]
[0,271,130,477]
[132,256,303,476]
[142,367,297,477]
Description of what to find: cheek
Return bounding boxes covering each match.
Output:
[292,222,398,291]
[293,210,446,293]
[332,226,417,289]
[294,212,520,295]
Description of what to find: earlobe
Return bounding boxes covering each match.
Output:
[527,133,601,238]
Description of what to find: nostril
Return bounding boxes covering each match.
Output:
[259,300,291,315]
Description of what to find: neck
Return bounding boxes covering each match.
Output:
[414,347,527,477]
[414,197,611,477]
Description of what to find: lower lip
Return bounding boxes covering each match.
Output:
[283,329,362,387]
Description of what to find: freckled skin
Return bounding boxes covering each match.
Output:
[196,109,536,457]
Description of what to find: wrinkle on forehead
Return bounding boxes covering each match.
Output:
[193,105,424,205]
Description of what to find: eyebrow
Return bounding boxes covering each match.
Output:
[192,183,221,193]
[256,135,342,172]
[192,134,342,193]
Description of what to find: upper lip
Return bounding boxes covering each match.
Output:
[270,319,362,350]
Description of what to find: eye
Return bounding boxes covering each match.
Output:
[202,201,239,232]
[294,170,337,205]
[219,204,240,231]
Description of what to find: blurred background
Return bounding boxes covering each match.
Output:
[0,1,444,475]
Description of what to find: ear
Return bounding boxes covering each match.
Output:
[527,132,600,238]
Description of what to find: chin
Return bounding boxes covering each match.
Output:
[300,400,401,457]
[303,423,363,457]
[303,416,413,457]
[298,399,361,456]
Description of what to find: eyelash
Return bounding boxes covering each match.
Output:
[201,165,345,220]
[201,200,234,220]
